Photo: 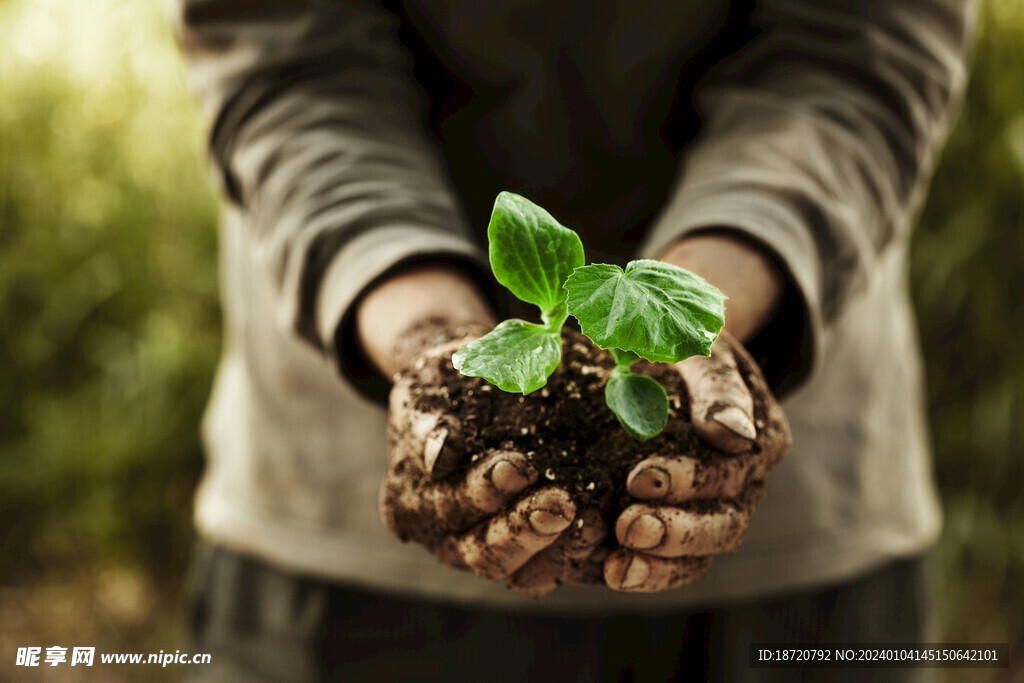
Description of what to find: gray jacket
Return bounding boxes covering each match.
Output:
[174,0,976,609]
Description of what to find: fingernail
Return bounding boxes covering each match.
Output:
[528,490,575,534]
[529,509,572,535]
[422,426,449,474]
[629,466,671,499]
[711,406,756,440]
[490,459,531,493]
[625,514,665,550]
[620,556,650,590]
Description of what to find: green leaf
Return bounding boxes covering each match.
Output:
[565,259,726,364]
[605,368,669,441]
[451,319,562,394]
[488,192,585,316]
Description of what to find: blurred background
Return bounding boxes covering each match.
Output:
[0,0,1021,681]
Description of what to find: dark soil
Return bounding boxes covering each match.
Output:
[410,330,769,531]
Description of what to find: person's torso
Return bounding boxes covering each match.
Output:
[195,1,940,608]
[396,0,749,267]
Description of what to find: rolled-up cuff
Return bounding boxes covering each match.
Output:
[316,225,490,402]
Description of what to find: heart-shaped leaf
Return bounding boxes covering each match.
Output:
[565,259,725,364]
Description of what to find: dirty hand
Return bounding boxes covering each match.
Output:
[381,330,608,595]
[357,267,604,595]
[604,330,792,592]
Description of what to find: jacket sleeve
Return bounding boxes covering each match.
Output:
[171,0,487,377]
[639,0,978,390]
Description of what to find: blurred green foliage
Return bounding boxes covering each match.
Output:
[0,0,219,580]
[911,0,1024,653]
[0,0,1021,662]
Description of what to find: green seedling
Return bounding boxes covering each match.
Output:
[453,192,726,441]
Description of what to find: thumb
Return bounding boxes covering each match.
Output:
[676,332,757,454]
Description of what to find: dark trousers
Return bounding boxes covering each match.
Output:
[185,542,932,682]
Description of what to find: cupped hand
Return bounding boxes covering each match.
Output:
[381,333,607,596]
[604,330,792,592]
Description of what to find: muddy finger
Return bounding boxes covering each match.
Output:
[386,380,430,470]
[615,502,751,557]
[627,453,766,503]
[677,336,756,454]
[387,350,480,480]
[387,377,458,473]
[437,450,537,524]
[383,450,535,537]
[604,549,712,593]
[455,487,576,581]
[507,508,607,596]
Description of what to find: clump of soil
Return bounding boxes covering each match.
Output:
[409,330,768,530]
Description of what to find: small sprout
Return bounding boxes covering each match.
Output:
[453,191,725,441]
[585,482,595,491]
[544,468,556,481]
